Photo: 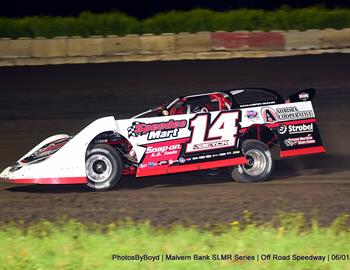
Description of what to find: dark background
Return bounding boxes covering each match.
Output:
[2,0,350,18]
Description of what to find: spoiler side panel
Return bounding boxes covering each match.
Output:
[240,100,325,157]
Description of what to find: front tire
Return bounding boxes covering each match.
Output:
[85,144,122,191]
[229,140,274,183]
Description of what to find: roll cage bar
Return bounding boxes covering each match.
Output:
[133,88,285,118]
[170,87,285,110]
[224,87,285,105]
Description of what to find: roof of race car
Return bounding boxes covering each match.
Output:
[133,88,284,118]
[177,88,284,102]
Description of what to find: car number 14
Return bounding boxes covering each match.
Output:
[186,111,240,153]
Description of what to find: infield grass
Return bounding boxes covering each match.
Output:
[0,212,349,270]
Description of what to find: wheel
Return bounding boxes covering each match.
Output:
[229,140,274,183]
[85,144,122,191]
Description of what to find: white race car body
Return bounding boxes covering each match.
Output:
[0,88,325,185]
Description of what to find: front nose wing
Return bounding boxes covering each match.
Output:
[0,167,11,182]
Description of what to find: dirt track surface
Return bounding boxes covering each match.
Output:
[0,54,349,226]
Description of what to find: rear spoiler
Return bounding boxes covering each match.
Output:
[287,88,316,102]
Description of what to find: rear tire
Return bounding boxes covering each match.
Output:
[85,144,122,191]
[229,140,273,183]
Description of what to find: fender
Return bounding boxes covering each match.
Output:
[0,116,117,184]
[17,134,70,163]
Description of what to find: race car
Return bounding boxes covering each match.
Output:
[0,88,325,191]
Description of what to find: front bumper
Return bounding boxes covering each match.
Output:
[0,166,87,184]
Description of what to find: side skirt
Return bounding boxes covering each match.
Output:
[136,157,247,177]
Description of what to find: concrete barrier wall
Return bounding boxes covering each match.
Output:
[284,30,321,50]
[212,31,285,50]
[175,32,212,52]
[32,37,67,57]
[67,36,104,56]
[320,28,350,49]
[0,28,350,66]
[0,38,32,58]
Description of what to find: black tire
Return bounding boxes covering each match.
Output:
[229,140,274,183]
[85,144,123,191]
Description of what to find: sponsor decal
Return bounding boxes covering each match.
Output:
[246,110,260,121]
[278,124,288,134]
[139,138,189,169]
[193,140,229,151]
[183,151,240,162]
[275,106,313,121]
[299,92,309,101]
[261,107,278,123]
[128,119,187,140]
[262,106,314,123]
[179,157,186,164]
[240,101,275,108]
[148,162,157,167]
[278,123,314,135]
[146,144,181,157]
[158,160,168,166]
[284,138,297,147]
[284,134,315,147]
[288,123,314,134]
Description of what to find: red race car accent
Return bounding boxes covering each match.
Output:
[137,157,247,177]
[280,146,326,158]
[0,176,87,184]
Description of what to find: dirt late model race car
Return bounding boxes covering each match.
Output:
[0,88,325,191]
